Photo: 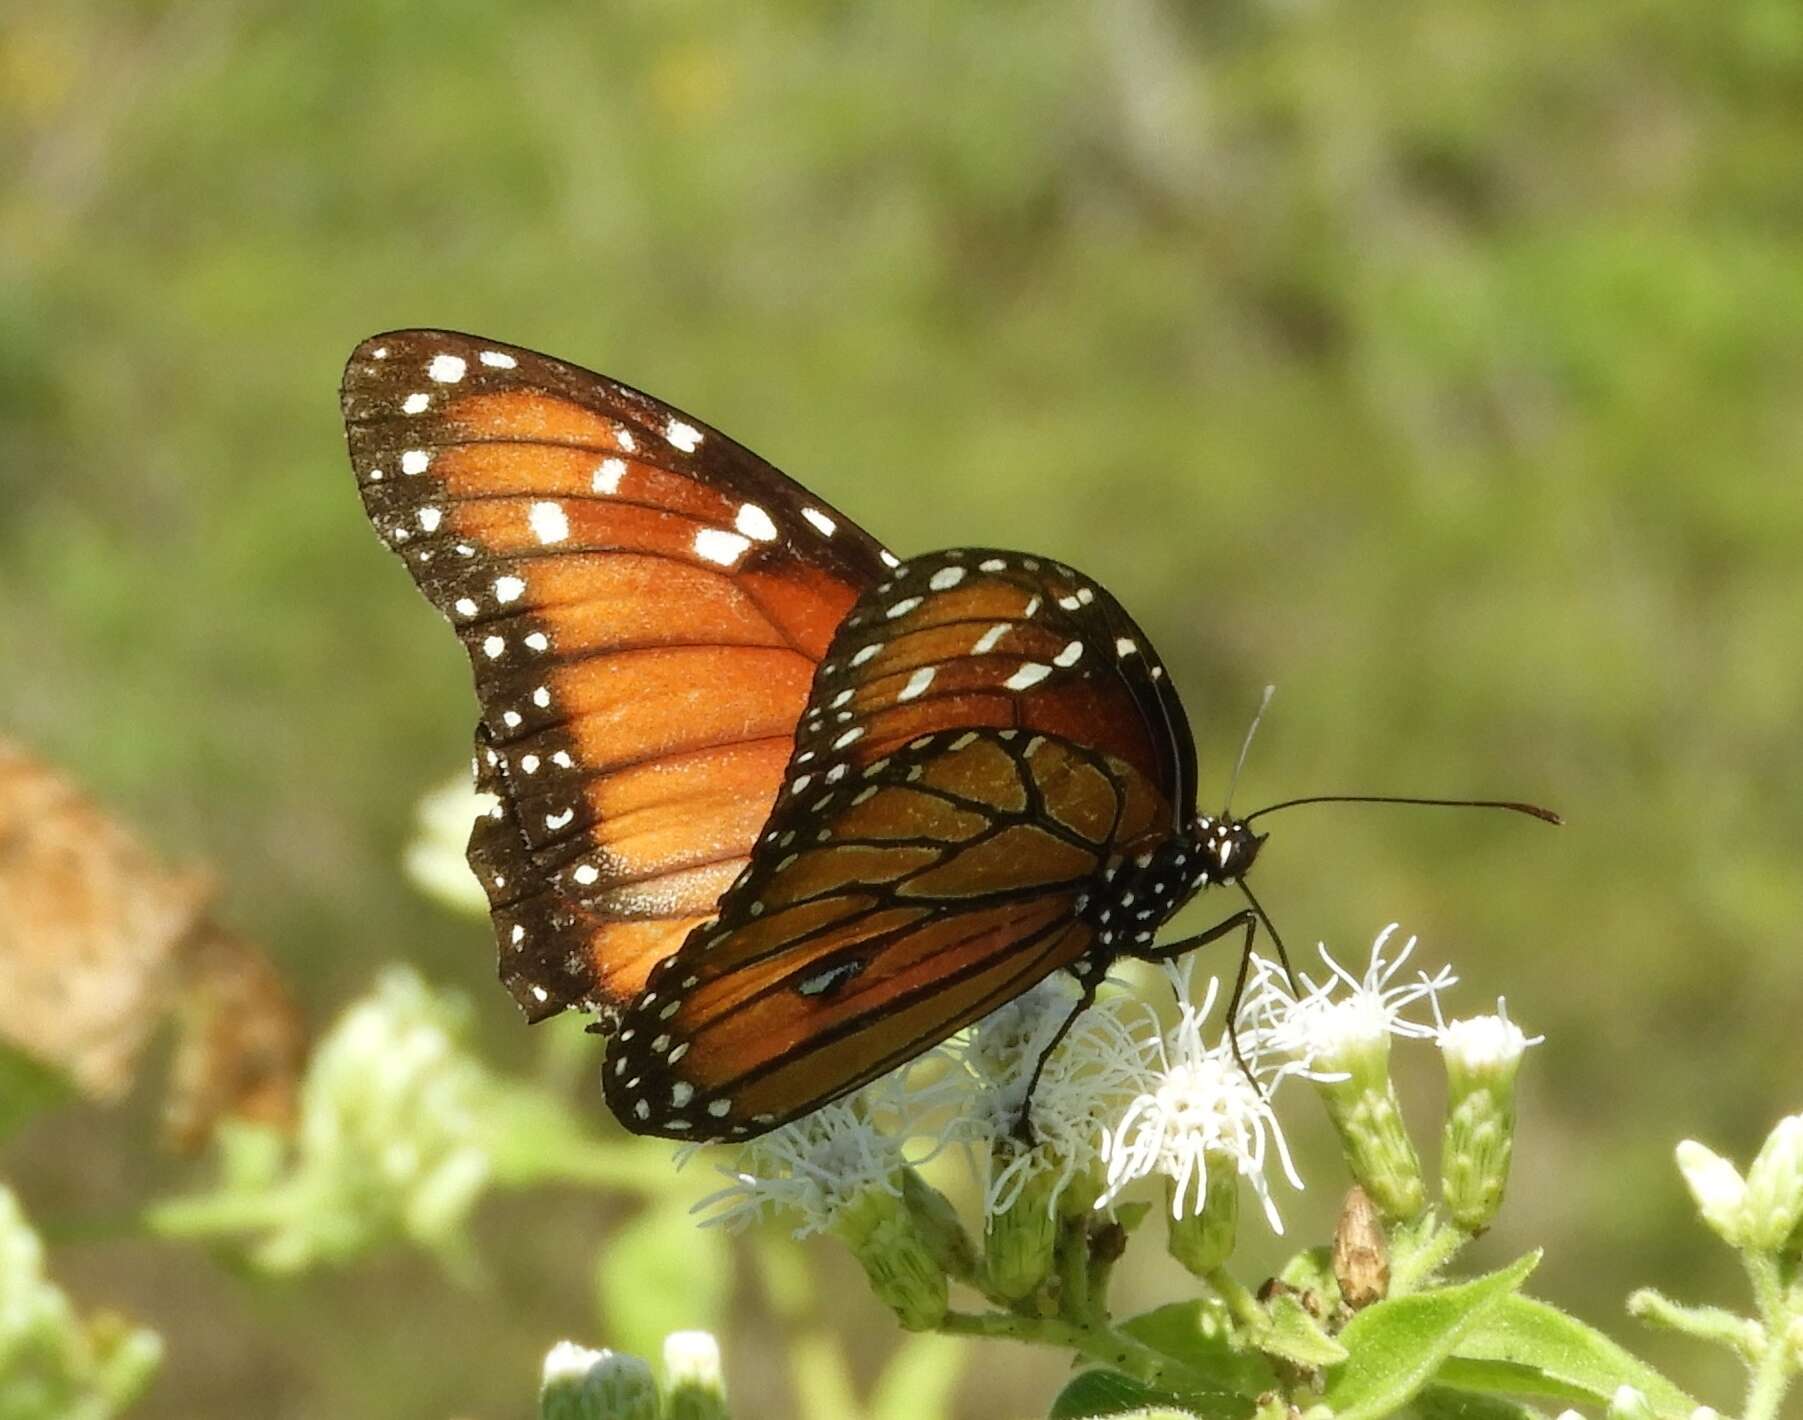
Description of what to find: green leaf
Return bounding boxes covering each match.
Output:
[1261,1291,1349,1369]
[1320,1251,1539,1420]
[1449,1294,1697,1419]
[1277,1245,1340,1302]
[1434,1357,1595,1406]
[1410,1383,1554,1420]
[1122,1301,1276,1396]
[1048,1370,1252,1420]
[594,1203,729,1360]
[1050,1371,1167,1419]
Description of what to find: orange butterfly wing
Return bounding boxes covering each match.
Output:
[341,331,895,1019]
[603,552,1198,1138]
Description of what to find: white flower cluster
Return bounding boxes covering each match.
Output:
[1096,964,1312,1233]
[699,923,1520,1241]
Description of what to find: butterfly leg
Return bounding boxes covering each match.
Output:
[1123,908,1262,1083]
[1010,976,1101,1146]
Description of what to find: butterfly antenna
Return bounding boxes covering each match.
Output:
[1244,794,1562,825]
[1223,684,1276,816]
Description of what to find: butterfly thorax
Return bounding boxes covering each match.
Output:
[1074,816,1262,968]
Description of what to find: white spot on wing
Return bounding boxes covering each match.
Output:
[528,501,570,544]
[494,575,525,604]
[573,863,600,885]
[694,528,751,566]
[735,503,778,541]
[453,597,478,618]
[1115,637,1139,657]
[973,623,1009,654]
[886,596,921,619]
[802,507,836,536]
[417,507,442,532]
[1054,639,1084,667]
[545,807,575,831]
[400,449,430,475]
[665,420,702,452]
[427,353,467,383]
[479,350,517,369]
[929,566,965,591]
[898,666,935,701]
[401,392,430,415]
[483,635,505,659]
[1005,662,1052,690]
[593,457,626,494]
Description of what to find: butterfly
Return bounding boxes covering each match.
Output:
[341,331,1555,1143]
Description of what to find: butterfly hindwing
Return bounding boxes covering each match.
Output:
[603,551,1193,1138]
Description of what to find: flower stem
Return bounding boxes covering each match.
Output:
[1205,1266,1268,1335]
[1742,1253,1798,1420]
[1627,1288,1760,1359]
[1389,1218,1471,1295]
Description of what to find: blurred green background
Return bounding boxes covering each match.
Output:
[3,0,1801,1415]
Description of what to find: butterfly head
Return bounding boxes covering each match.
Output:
[1191,814,1266,883]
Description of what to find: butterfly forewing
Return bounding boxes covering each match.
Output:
[603,551,1196,1138]
[342,331,894,1019]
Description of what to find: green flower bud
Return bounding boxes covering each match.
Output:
[1740,1114,1803,1255]
[1437,1013,1535,1232]
[983,1161,1060,1301]
[901,1168,976,1283]
[539,1344,658,1420]
[1166,1155,1238,1276]
[663,1330,729,1420]
[1313,1048,1426,1222]
[1676,1140,1749,1248]
[833,1188,948,1330]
